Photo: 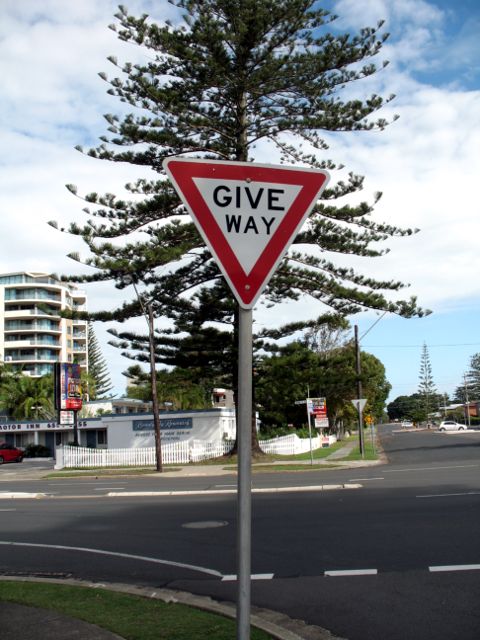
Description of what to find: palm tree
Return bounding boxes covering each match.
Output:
[0,371,55,420]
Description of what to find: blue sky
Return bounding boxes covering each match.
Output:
[0,0,479,404]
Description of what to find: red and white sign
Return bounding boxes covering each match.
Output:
[163,158,330,308]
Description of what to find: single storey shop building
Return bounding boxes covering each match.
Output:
[0,407,237,456]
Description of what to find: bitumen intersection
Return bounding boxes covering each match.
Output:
[0,438,371,639]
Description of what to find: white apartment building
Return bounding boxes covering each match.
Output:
[0,272,88,377]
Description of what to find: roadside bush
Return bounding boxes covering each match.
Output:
[23,444,51,458]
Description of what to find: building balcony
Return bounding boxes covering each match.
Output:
[3,307,60,319]
[4,323,61,333]
[5,354,59,362]
[4,338,61,348]
[5,292,62,304]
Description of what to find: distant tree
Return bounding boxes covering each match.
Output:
[418,342,436,421]
[454,353,480,403]
[87,322,113,399]
[256,339,390,431]
[387,391,446,423]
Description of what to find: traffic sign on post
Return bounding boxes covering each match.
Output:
[163,158,330,308]
[164,157,330,640]
[351,398,367,412]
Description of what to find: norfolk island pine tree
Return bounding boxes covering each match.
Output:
[50,1,429,455]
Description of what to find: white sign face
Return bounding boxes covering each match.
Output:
[192,178,302,274]
[59,411,75,425]
[163,158,330,308]
[315,418,329,428]
[351,398,367,411]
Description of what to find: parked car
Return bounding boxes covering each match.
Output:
[438,420,467,432]
[401,420,413,428]
[0,443,24,464]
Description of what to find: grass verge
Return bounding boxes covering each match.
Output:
[336,436,378,461]
[46,467,182,478]
[0,581,273,640]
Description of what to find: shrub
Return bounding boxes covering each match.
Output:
[24,444,51,458]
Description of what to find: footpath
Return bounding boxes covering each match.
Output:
[1,438,380,640]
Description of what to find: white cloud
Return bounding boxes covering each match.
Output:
[1,0,479,399]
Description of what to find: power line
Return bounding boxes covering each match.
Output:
[363,343,480,349]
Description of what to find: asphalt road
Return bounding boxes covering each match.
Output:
[1,425,479,639]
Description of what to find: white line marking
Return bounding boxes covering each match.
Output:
[0,540,223,578]
[417,491,480,498]
[94,487,126,491]
[222,574,274,581]
[325,569,377,577]
[384,464,479,474]
[349,477,384,482]
[429,564,480,573]
[107,484,362,497]
[0,509,16,512]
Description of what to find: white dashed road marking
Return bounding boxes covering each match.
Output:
[429,564,480,573]
[325,569,378,577]
[222,574,274,581]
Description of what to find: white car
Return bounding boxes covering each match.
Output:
[438,420,467,432]
[401,420,413,428]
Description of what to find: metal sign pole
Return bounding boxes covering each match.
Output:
[73,409,79,446]
[306,395,313,466]
[237,306,253,640]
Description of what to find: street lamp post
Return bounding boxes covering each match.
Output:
[123,276,163,472]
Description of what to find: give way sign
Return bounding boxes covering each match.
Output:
[163,158,330,308]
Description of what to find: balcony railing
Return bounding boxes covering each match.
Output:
[5,354,59,361]
[5,291,61,302]
[5,322,61,332]
[4,338,61,347]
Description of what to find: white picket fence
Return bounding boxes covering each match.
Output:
[259,433,336,455]
[56,439,235,469]
[55,433,336,469]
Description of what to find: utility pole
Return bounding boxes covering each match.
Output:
[147,303,163,471]
[123,275,162,472]
[464,374,471,428]
[354,325,365,458]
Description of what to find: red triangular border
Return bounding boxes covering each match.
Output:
[164,159,329,308]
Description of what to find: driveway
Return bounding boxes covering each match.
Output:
[0,458,54,480]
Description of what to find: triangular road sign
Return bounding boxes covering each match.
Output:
[351,398,367,412]
[163,158,329,308]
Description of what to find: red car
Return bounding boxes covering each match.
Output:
[0,443,24,464]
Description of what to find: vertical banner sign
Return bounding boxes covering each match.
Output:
[309,397,328,428]
[164,157,329,640]
[54,363,83,411]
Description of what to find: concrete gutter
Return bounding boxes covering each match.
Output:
[0,492,47,499]
[0,576,346,640]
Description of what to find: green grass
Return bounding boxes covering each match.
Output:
[336,436,378,461]
[250,463,340,472]
[288,437,351,460]
[0,581,273,640]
